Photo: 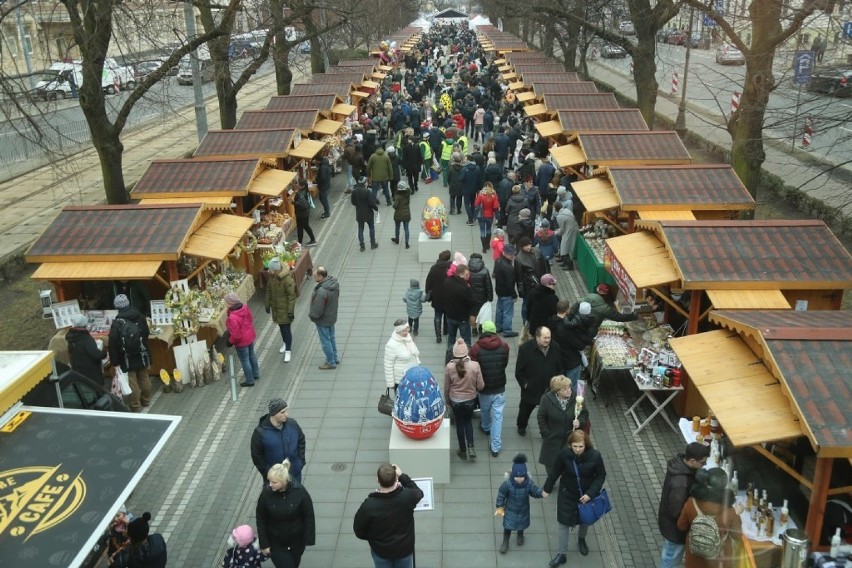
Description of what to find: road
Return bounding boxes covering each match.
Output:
[603,42,852,163]
[0,58,283,180]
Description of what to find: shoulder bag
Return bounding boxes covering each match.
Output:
[573,459,612,525]
[378,388,394,416]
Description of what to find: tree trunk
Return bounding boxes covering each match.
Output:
[81,82,127,203]
[632,29,659,129]
[199,8,238,129]
[276,62,294,95]
[543,23,555,57]
[728,0,779,202]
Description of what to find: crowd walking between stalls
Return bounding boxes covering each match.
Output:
[106,22,644,568]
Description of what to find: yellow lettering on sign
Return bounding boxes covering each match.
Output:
[0,411,31,432]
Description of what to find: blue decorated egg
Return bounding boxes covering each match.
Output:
[393,365,445,439]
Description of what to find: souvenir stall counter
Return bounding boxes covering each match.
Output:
[604,219,852,417]
[27,203,260,388]
[669,310,852,567]
[573,230,618,293]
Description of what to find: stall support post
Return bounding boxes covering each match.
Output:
[167,262,179,283]
[687,290,702,335]
[228,353,238,402]
[804,457,833,549]
[54,281,66,302]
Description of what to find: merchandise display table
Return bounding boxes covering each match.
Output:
[574,236,617,293]
[624,370,682,435]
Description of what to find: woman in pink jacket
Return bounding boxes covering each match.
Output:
[444,338,484,461]
[225,292,260,387]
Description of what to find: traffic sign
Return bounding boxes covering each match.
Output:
[794,51,815,86]
[844,21,852,40]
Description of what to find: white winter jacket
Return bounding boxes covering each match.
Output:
[383,333,421,388]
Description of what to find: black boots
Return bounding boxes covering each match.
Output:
[499,534,509,554]
[480,236,489,253]
[434,320,442,343]
[578,537,589,556]
[560,256,575,270]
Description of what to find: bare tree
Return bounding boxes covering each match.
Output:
[682,0,826,202]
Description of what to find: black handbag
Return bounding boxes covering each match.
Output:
[377,388,394,416]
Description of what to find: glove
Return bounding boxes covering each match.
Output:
[265,306,271,314]
[494,507,505,517]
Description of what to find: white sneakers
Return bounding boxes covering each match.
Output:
[279,345,286,354]
[284,351,291,363]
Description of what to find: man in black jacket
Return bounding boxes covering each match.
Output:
[354,463,423,568]
[108,293,151,411]
[443,264,475,346]
[469,321,510,457]
[514,326,562,436]
[548,300,596,391]
[494,244,519,337]
[351,176,379,251]
[424,250,452,343]
[658,443,710,568]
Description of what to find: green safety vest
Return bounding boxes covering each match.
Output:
[457,135,469,155]
[441,139,455,161]
[420,141,432,161]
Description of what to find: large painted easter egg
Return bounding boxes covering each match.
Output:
[393,366,445,439]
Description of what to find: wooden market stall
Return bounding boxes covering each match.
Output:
[669,309,852,565]
[603,219,852,415]
[517,81,599,103]
[236,109,330,135]
[265,94,357,121]
[290,82,371,111]
[534,109,649,144]
[26,204,256,373]
[523,93,620,118]
[571,164,755,231]
[548,131,691,174]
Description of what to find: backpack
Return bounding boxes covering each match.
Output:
[688,498,723,559]
[116,317,149,369]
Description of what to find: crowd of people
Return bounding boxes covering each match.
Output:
[96,21,749,568]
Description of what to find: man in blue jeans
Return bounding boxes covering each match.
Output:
[658,442,711,567]
[493,244,519,337]
[308,266,340,370]
[469,321,510,457]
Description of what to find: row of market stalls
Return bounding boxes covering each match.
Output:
[477,25,852,559]
[27,27,423,376]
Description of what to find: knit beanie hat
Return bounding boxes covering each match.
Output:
[127,512,151,542]
[481,321,497,334]
[579,302,592,315]
[224,293,241,307]
[232,524,255,548]
[71,313,89,328]
[452,338,468,358]
[519,208,531,219]
[268,397,288,415]
[410,278,420,288]
[511,453,528,478]
[114,294,130,309]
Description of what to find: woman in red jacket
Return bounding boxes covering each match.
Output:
[225,292,260,387]
[474,182,501,253]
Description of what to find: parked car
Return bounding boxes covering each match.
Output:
[667,31,687,45]
[657,28,677,43]
[177,56,214,85]
[806,68,852,96]
[715,44,745,65]
[602,44,628,59]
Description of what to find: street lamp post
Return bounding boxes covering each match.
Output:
[674,6,695,138]
[184,1,208,143]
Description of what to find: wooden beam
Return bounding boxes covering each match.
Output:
[687,290,702,335]
[828,485,852,496]
[805,457,833,548]
[650,287,689,318]
[751,444,813,490]
[167,261,179,282]
[153,273,169,289]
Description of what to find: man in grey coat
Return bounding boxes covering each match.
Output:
[309,266,340,370]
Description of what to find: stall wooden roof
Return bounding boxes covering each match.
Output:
[312,118,344,135]
[532,82,599,97]
[572,164,754,214]
[336,58,383,67]
[709,310,852,457]
[636,220,852,290]
[516,71,580,86]
[288,138,327,160]
[576,132,692,167]
[543,93,619,110]
[182,213,254,260]
[32,260,164,280]
[291,82,356,96]
[265,94,339,112]
[536,109,647,138]
[669,330,805,448]
[131,158,261,199]
[236,110,321,132]
[311,72,368,85]
[26,205,202,263]
[194,128,297,160]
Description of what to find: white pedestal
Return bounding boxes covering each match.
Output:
[389,419,450,484]
[418,231,452,263]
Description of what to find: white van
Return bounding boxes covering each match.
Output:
[176,55,214,85]
[34,61,120,99]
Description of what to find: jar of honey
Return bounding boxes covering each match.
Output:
[692,416,701,432]
[710,415,720,435]
[699,419,711,437]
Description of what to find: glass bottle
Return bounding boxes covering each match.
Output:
[780,499,789,524]
[765,503,774,536]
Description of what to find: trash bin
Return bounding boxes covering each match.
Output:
[781,529,809,568]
